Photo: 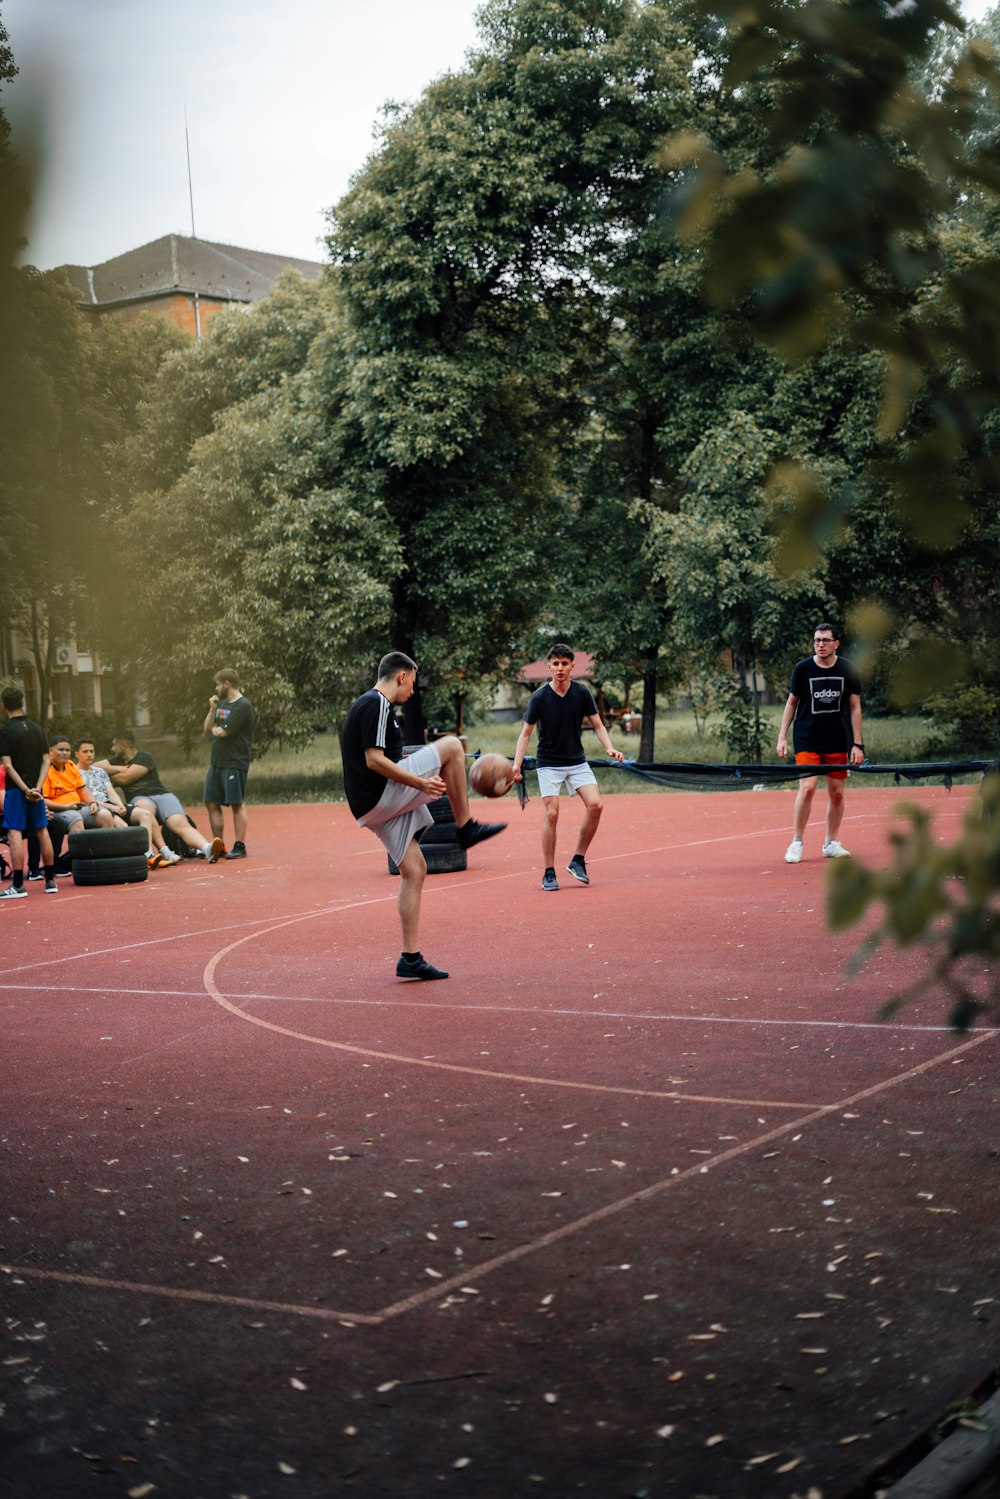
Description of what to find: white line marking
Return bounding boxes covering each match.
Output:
[0,982,986,1035]
[5,1027,993,1327]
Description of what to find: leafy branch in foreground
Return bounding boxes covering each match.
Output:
[827,774,1000,1028]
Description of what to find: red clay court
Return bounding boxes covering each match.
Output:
[2,783,997,1499]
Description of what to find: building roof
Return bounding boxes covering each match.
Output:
[519,652,597,684]
[58,234,325,309]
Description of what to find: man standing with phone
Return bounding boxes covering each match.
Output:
[203,668,254,859]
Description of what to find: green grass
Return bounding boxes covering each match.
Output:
[134,708,981,806]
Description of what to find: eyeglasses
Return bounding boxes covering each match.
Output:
[813,636,835,643]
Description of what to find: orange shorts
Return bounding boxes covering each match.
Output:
[795,750,849,782]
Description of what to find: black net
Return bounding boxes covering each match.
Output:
[467,752,999,801]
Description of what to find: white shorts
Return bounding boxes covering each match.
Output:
[536,762,598,798]
[358,742,442,867]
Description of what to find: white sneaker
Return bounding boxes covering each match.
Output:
[0,884,28,900]
[158,848,182,865]
[823,839,851,858]
[784,839,803,864]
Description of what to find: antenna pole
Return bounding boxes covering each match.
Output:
[185,105,196,238]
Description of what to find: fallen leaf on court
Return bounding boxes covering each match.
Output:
[611,1160,626,1168]
[237,1156,249,1163]
[710,1323,728,1333]
[667,1371,684,1382]
[344,1426,357,1436]
[776,1457,801,1472]
[800,1347,828,1355]
[278,1462,297,1475]
[795,1312,825,1320]
[425,1268,443,1278]
[540,1294,554,1306]
[376,1380,399,1393]
[453,1457,472,1468]
[958,1417,988,1431]
[656,1425,676,1438]
[290,1378,307,1390]
[383,1191,397,1199]
[936,1286,959,1294]
[688,1333,716,1341]
[127,1486,155,1498]
[541,1192,563,1197]
[706,1433,725,1446]
[974,1298,995,1307]
[746,1453,781,1466]
[544,1392,559,1404]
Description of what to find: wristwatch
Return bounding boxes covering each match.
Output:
[852,742,865,751]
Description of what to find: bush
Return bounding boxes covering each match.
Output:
[924,684,1000,756]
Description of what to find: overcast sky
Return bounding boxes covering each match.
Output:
[2,0,992,273]
[2,0,483,270]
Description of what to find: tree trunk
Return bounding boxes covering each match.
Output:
[639,661,657,763]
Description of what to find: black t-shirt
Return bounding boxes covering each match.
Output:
[210,695,254,769]
[789,656,861,754]
[525,681,599,767]
[341,689,402,818]
[108,750,170,800]
[0,715,48,785]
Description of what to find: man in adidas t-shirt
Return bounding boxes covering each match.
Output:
[776,622,864,864]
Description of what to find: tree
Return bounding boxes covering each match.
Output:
[326,0,701,740]
[113,275,400,748]
[638,411,831,758]
[0,266,184,720]
[665,0,1000,1022]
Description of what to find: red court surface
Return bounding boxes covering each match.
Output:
[2,784,998,1499]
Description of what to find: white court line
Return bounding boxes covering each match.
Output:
[4,802,942,978]
[1,982,987,1035]
[4,1025,994,1328]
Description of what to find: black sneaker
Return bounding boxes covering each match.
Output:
[567,855,589,885]
[44,879,59,894]
[27,870,43,881]
[225,841,247,859]
[541,869,559,892]
[396,953,449,981]
[456,818,506,850]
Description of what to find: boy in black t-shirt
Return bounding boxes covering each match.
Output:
[342,651,506,980]
[203,667,255,859]
[0,685,58,897]
[512,643,623,891]
[776,623,864,863]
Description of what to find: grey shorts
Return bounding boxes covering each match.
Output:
[49,807,87,835]
[358,742,442,867]
[204,766,247,806]
[536,762,598,798]
[132,791,186,825]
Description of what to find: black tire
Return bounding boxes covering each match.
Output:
[388,842,467,876]
[68,826,148,859]
[419,820,459,846]
[429,795,456,824]
[72,854,149,886]
[423,843,467,874]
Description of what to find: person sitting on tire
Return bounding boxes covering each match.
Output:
[75,738,180,869]
[96,733,224,864]
[43,735,114,858]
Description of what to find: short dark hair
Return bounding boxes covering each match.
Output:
[214,668,239,688]
[547,642,575,661]
[74,739,95,753]
[814,622,839,640]
[2,685,24,712]
[378,651,418,681]
[113,730,136,749]
[49,732,72,748]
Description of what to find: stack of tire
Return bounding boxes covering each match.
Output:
[68,826,149,887]
[388,746,468,877]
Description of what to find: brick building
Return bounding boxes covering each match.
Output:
[58,232,325,336]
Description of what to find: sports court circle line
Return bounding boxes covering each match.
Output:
[201,906,826,1111]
